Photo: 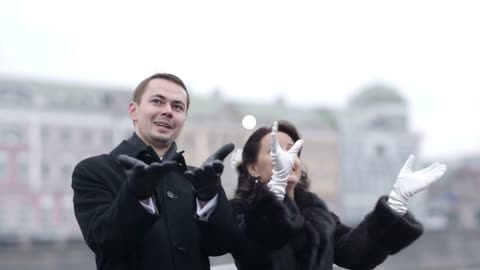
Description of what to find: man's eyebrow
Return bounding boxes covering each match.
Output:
[150,94,186,106]
[172,100,186,106]
[150,94,165,99]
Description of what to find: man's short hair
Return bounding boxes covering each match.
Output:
[133,73,190,109]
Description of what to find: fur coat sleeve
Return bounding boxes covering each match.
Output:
[230,184,304,254]
[290,190,424,270]
[332,196,424,269]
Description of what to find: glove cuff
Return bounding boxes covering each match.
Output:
[193,184,220,201]
[268,176,287,201]
[387,190,409,215]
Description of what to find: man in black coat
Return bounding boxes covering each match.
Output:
[72,73,238,270]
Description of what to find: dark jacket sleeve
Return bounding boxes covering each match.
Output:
[333,196,424,270]
[71,156,158,257]
[196,186,241,256]
[230,185,304,260]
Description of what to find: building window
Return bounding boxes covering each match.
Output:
[0,206,4,231]
[18,206,30,231]
[0,163,5,180]
[62,195,73,225]
[61,128,72,145]
[102,130,112,147]
[375,145,385,157]
[52,92,66,107]
[1,127,24,144]
[62,164,72,180]
[476,210,480,226]
[102,94,112,107]
[17,151,29,180]
[39,195,53,228]
[62,207,71,226]
[40,208,51,228]
[82,129,92,144]
[0,151,7,180]
[42,162,50,182]
[41,127,50,143]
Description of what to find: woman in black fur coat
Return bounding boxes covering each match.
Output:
[229,120,447,270]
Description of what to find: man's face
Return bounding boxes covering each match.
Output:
[129,78,187,150]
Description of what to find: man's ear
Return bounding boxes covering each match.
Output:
[128,102,137,122]
[247,163,260,178]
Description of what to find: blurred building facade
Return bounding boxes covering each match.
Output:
[427,155,480,229]
[0,78,132,243]
[338,84,423,224]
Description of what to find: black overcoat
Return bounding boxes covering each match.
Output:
[72,133,237,270]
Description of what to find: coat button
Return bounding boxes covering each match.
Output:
[167,191,178,199]
[174,242,186,252]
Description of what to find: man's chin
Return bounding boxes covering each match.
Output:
[149,134,173,147]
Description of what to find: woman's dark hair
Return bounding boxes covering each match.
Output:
[234,120,311,199]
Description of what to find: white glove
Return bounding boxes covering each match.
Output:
[388,155,447,214]
[267,121,304,201]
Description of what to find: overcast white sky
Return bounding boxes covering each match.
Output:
[1,0,479,160]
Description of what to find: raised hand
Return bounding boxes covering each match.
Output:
[185,143,235,201]
[117,155,178,200]
[388,155,447,214]
[268,121,304,201]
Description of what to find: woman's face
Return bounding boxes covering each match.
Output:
[247,131,302,184]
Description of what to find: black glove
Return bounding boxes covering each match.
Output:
[117,154,178,200]
[185,143,235,201]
